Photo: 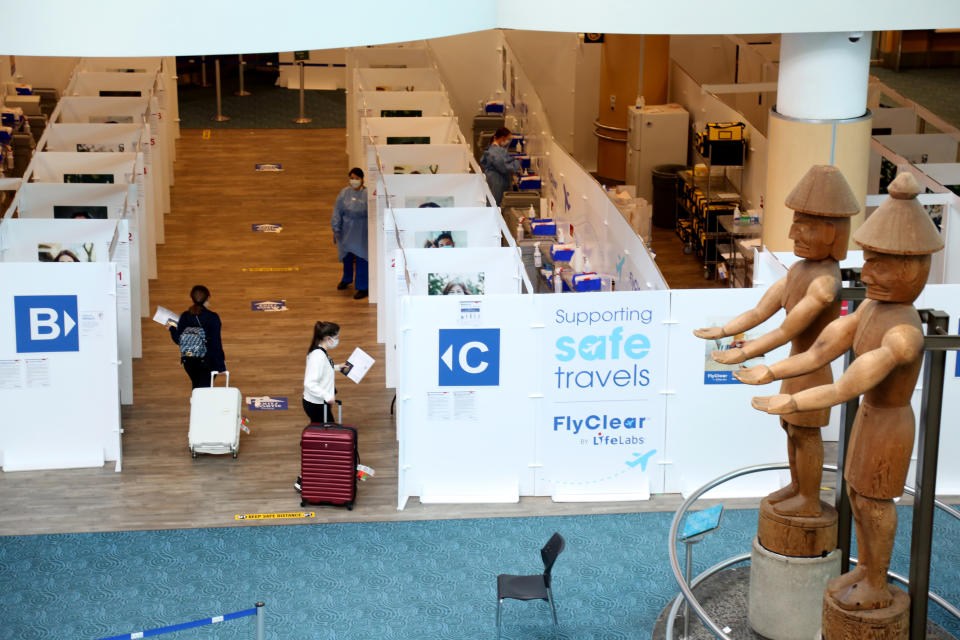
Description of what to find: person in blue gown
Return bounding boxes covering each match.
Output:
[331,167,369,299]
[480,127,521,206]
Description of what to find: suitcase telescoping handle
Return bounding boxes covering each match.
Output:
[209,370,230,387]
[323,399,343,423]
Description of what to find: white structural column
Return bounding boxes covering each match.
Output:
[764,32,873,251]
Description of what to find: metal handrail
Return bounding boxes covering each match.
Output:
[666,463,960,639]
[592,119,628,133]
[592,131,627,143]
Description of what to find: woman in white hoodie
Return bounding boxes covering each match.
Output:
[302,321,343,423]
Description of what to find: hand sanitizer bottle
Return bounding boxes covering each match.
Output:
[533,243,542,267]
[516,221,524,241]
[554,268,562,293]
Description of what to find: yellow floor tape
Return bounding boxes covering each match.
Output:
[241,266,300,272]
[235,512,315,520]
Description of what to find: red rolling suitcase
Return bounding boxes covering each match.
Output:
[300,420,358,510]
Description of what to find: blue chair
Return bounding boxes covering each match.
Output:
[496,532,565,639]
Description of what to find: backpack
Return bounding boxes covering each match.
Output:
[179,316,207,360]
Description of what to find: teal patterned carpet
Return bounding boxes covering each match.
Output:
[2,507,959,639]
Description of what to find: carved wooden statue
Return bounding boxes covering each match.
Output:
[737,172,943,616]
[695,165,859,518]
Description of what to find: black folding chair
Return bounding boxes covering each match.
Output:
[496,532,565,639]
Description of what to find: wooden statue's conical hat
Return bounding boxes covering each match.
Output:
[784,165,860,218]
[853,172,944,255]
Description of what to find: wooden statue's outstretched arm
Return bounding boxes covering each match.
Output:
[714,275,838,364]
[735,307,862,385]
[693,278,786,340]
[752,324,925,415]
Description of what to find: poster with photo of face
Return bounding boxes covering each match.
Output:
[88,115,135,124]
[53,205,109,220]
[404,195,454,208]
[63,174,115,184]
[393,164,439,175]
[428,272,485,296]
[38,242,96,263]
[77,142,125,152]
[416,230,466,249]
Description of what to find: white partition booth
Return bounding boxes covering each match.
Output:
[0,262,121,471]
[10,182,138,405]
[396,287,794,508]
[373,173,494,339]
[382,207,504,386]
[358,91,453,118]
[39,122,159,284]
[23,152,144,354]
[362,117,464,147]
[366,143,476,305]
[66,72,157,98]
[355,68,445,93]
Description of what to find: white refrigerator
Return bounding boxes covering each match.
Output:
[625,104,689,203]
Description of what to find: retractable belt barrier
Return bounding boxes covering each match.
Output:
[99,602,264,640]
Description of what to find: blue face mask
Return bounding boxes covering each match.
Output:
[439,244,453,248]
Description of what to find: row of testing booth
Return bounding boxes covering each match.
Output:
[0,57,178,472]
[349,35,960,511]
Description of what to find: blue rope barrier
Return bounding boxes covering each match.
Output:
[99,607,258,640]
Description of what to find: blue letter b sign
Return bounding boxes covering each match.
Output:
[438,328,500,387]
[14,295,80,353]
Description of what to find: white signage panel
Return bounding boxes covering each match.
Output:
[535,291,669,500]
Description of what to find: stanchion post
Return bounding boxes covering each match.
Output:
[200,56,209,87]
[212,58,230,122]
[293,61,312,124]
[909,310,953,640]
[682,540,695,640]
[255,602,265,640]
[235,54,251,96]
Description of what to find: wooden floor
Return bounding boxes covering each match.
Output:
[0,129,741,537]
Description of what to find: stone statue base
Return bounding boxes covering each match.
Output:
[821,585,909,640]
[748,536,841,640]
[758,497,838,557]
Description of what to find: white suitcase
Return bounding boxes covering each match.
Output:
[188,370,241,458]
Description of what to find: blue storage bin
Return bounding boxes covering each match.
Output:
[529,219,556,236]
[551,244,574,262]
[484,101,505,114]
[511,154,531,169]
[572,273,602,292]
[518,175,541,190]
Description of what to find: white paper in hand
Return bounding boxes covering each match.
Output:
[153,306,179,327]
[342,347,375,383]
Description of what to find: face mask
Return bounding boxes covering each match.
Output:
[349,179,362,189]
[328,336,340,348]
[203,299,210,308]
[440,243,453,248]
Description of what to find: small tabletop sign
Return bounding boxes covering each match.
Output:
[245,396,288,411]
[293,51,310,61]
[251,299,288,312]
[255,163,283,172]
[251,223,283,233]
[680,504,724,541]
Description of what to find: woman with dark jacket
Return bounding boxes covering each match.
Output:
[169,285,226,388]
